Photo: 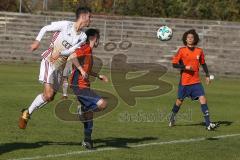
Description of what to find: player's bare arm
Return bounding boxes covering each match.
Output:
[30,40,40,52]
[69,52,88,79]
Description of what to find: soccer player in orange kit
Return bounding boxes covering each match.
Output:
[69,28,108,149]
[169,29,218,131]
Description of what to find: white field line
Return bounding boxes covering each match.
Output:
[7,133,240,160]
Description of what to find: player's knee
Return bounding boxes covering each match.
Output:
[199,96,207,104]
[176,99,183,106]
[62,81,68,87]
[97,99,107,111]
[43,93,54,102]
[63,78,68,83]
[84,111,93,120]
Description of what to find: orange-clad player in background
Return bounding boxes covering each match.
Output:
[169,29,218,131]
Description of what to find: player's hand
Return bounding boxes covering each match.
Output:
[185,66,193,71]
[30,40,40,52]
[50,53,60,63]
[80,69,88,79]
[205,77,211,85]
[99,75,108,82]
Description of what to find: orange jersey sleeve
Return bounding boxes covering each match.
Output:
[199,49,205,65]
[172,48,182,64]
[84,46,92,56]
[75,48,84,57]
[75,44,92,57]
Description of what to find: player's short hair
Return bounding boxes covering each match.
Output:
[182,29,200,45]
[76,7,91,19]
[85,28,100,42]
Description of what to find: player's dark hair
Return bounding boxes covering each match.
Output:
[76,7,91,19]
[182,29,200,45]
[85,28,100,42]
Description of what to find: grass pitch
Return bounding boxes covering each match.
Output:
[0,63,240,160]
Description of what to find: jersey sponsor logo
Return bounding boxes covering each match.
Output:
[62,40,73,49]
[49,42,54,48]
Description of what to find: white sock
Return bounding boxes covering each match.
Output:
[62,82,69,97]
[28,94,47,115]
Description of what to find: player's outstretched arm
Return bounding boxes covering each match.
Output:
[60,33,87,56]
[30,21,68,52]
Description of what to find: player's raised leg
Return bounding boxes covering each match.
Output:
[80,98,107,149]
[19,83,56,129]
[74,88,107,149]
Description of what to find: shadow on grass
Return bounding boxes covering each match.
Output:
[176,121,233,127]
[0,137,158,155]
[206,137,219,141]
[94,137,158,149]
[0,141,81,155]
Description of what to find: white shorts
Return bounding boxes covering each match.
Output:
[39,59,63,92]
[63,60,72,77]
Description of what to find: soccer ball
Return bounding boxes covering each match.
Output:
[157,25,173,41]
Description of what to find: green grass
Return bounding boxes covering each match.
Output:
[0,63,240,160]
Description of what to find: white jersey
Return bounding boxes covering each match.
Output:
[36,21,87,70]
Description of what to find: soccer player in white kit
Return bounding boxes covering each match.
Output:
[19,7,92,129]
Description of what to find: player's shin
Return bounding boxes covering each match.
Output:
[169,103,180,127]
[19,94,47,129]
[82,120,93,149]
[84,120,93,140]
[28,94,48,115]
[62,81,69,98]
[201,104,211,127]
[172,103,180,114]
[170,103,180,118]
[81,110,94,149]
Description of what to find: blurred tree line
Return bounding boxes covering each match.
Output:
[1,0,240,21]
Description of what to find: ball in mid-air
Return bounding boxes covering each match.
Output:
[157,25,173,41]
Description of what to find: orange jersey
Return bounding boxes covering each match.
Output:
[70,44,93,88]
[172,47,205,86]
